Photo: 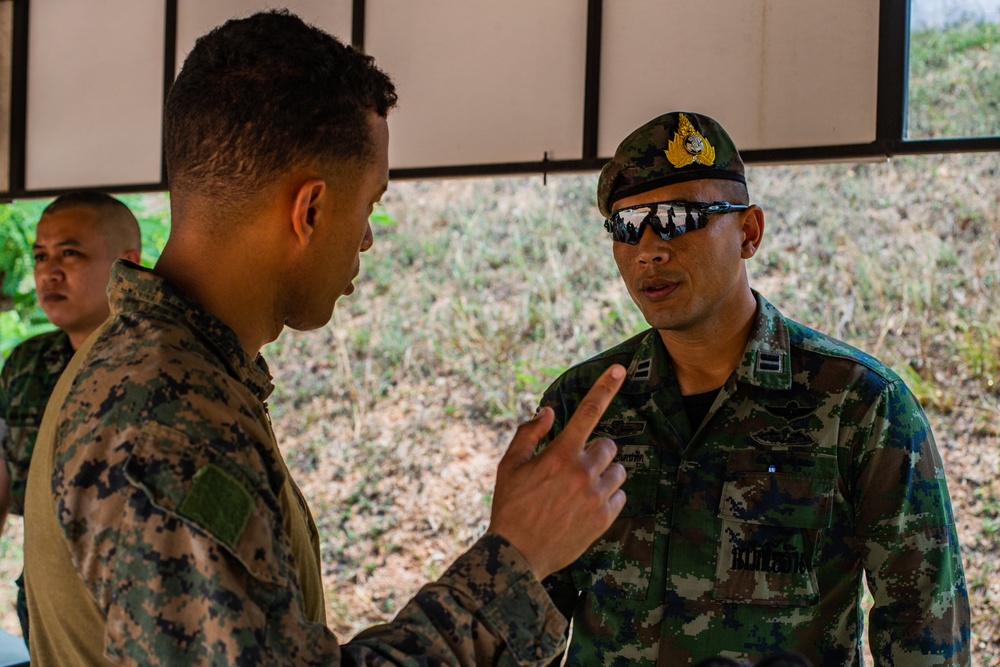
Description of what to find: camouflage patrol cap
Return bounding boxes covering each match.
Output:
[597,111,745,217]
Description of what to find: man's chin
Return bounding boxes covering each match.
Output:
[284,308,336,333]
[39,304,65,324]
[41,310,75,332]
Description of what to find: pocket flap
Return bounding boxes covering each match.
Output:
[720,472,833,529]
[720,451,836,530]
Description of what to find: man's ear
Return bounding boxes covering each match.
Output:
[740,206,765,259]
[290,178,327,246]
[121,249,141,265]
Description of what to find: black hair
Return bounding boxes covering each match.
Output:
[716,179,751,206]
[42,190,141,252]
[163,10,397,208]
[44,190,134,218]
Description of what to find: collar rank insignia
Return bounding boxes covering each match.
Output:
[756,351,783,374]
[630,358,653,382]
[665,112,716,168]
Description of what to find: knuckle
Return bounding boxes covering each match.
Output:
[592,437,616,455]
[614,463,627,484]
[513,421,533,437]
[573,399,604,423]
[583,437,616,464]
[603,462,626,487]
[495,458,511,476]
[565,464,595,495]
[540,442,571,467]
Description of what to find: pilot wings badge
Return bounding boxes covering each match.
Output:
[665,112,716,168]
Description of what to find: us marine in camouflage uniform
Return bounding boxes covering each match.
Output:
[0,191,140,642]
[24,11,629,666]
[538,112,971,666]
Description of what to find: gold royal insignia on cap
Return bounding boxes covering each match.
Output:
[665,112,716,168]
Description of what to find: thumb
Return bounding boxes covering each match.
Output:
[500,407,555,470]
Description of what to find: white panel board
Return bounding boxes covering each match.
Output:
[175,0,352,75]
[25,0,164,190]
[11,0,891,192]
[0,1,11,193]
[598,0,880,156]
[366,0,588,169]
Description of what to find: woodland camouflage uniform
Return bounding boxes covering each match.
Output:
[0,327,73,641]
[538,112,971,666]
[24,261,567,666]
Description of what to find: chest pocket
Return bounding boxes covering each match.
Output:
[571,470,658,600]
[713,450,835,606]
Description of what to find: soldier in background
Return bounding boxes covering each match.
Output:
[0,190,141,642]
[23,10,627,665]
[537,111,970,665]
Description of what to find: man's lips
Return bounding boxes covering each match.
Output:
[638,277,680,301]
[40,292,67,304]
[342,267,360,296]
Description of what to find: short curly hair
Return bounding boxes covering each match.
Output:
[164,10,397,208]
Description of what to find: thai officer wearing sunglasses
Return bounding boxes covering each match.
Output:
[535,112,970,666]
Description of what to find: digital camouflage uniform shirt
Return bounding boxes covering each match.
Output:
[24,260,567,666]
[538,292,970,666]
[0,328,73,516]
[0,327,73,641]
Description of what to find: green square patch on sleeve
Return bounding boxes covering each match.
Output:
[178,463,254,548]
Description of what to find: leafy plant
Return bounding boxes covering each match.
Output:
[0,200,54,356]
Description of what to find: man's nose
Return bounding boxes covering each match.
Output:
[360,222,374,252]
[37,261,65,283]
[635,225,670,263]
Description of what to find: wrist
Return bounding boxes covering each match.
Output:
[485,526,548,581]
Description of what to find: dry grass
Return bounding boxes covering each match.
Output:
[0,154,995,663]
[271,153,998,659]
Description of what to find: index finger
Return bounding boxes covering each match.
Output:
[556,364,626,452]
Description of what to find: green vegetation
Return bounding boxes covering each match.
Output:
[908,20,1000,139]
[0,200,50,354]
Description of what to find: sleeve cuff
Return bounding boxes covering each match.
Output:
[440,532,568,665]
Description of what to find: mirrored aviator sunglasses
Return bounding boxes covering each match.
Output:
[604,200,749,245]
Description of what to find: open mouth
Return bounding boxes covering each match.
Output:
[640,278,679,301]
